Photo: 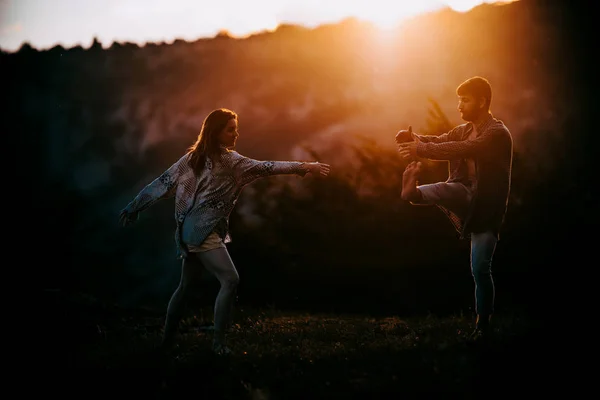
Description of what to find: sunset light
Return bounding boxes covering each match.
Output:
[9,0,588,390]
[0,0,518,51]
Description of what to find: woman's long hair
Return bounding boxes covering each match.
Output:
[187,108,237,174]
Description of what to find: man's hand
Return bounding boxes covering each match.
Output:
[305,162,331,177]
[397,140,419,160]
[119,209,138,227]
[395,125,414,144]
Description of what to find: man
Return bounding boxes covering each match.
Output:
[396,76,513,340]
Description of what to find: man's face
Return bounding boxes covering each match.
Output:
[457,94,483,122]
[218,118,239,148]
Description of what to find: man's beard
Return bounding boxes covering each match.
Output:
[460,111,475,122]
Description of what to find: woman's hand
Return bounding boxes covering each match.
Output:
[119,209,139,227]
[305,162,331,177]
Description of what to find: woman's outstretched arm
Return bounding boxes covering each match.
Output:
[233,153,330,186]
[119,154,188,226]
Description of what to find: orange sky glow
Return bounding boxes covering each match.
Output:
[0,0,518,52]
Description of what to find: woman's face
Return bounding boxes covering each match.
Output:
[218,118,239,148]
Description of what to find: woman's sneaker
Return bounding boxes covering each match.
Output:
[212,343,232,356]
[197,325,215,332]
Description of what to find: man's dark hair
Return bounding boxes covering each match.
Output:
[457,76,492,110]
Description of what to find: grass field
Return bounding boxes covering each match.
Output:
[41,291,553,399]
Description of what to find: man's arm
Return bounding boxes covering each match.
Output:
[416,128,504,161]
[413,125,462,143]
[396,125,461,144]
[396,126,464,159]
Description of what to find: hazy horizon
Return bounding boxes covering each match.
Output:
[0,0,518,52]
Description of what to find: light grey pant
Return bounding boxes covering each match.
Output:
[418,182,497,316]
[165,247,239,345]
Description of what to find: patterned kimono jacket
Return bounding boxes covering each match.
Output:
[122,148,308,258]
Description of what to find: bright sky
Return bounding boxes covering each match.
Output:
[0,0,517,52]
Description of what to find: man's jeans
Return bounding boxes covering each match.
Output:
[417,181,497,315]
[470,230,497,316]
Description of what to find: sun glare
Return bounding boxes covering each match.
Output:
[353,3,426,31]
[349,1,518,31]
[0,0,519,52]
[445,0,517,13]
[198,0,520,39]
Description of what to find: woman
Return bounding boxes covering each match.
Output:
[119,108,330,355]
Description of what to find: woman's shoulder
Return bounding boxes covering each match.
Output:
[222,149,247,161]
[169,153,194,176]
[218,150,248,170]
[174,153,192,167]
[177,152,192,162]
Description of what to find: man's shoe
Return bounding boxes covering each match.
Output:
[469,326,492,343]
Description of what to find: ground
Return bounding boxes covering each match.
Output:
[41,291,555,399]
